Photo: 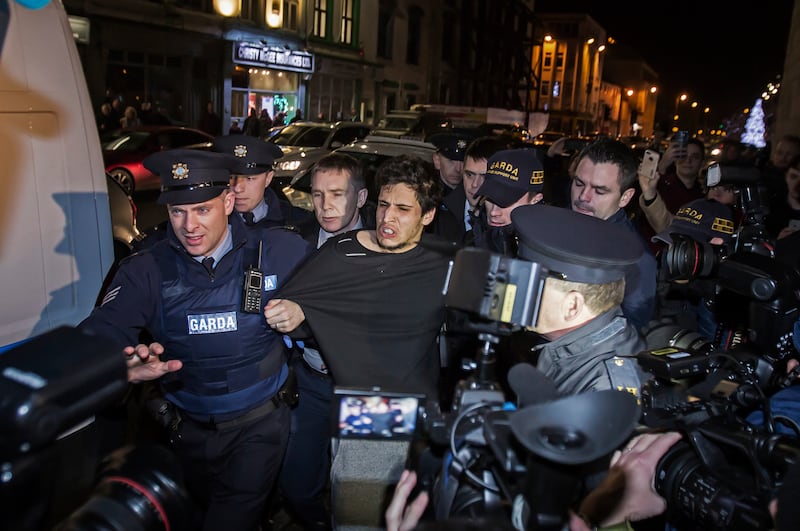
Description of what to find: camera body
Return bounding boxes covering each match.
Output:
[639,243,800,529]
[0,327,191,531]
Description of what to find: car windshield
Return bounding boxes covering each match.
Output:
[377,117,417,130]
[102,131,151,151]
[270,124,331,147]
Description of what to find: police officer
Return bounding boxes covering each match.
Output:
[471,147,546,256]
[428,130,476,197]
[79,148,313,531]
[275,152,374,530]
[213,133,312,228]
[511,204,648,395]
[429,135,508,246]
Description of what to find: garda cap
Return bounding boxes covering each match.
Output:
[512,204,642,284]
[212,134,284,175]
[144,149,236,205]
[653,198,736,245]
[427,130,476,161]
[476,148,545,208]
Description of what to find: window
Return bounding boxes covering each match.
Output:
[541,81,550,96]
[284,0,299,30]
[377,0,394,59]
[556,52,564,69]
[313,0,327,39]
[406,6,423,65]
[544,52,552,68]
[341,0,354,44]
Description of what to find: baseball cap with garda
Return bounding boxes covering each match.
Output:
[653,198,737,245]
[475,148,545,208]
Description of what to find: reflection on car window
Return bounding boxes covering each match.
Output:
[271,124,331,147]
[102,131,151,151]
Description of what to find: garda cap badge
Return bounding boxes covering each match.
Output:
[233,145,248,158]
[530,169,544,186]
[712,217,735,234]
[456,139,468,150]
[172,162,189,180]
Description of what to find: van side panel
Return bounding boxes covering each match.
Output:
[0,2,113,346]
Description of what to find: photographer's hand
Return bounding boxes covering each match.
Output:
[386,470,429,531]
[658,143,679,174]
[638,164,660,201]
[124,342,182,383]
[577,431,682,528]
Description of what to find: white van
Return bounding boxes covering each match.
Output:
[0,0,114,350]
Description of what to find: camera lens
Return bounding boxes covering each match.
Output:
[663,234,723,281]
[655,441,774,530]
[56,444,191,531]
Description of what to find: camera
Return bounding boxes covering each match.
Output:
[637,326,800,530]
[706,162,774,256]
[0,327,191,531]
[637,247,800,530]
[406,248,641,529]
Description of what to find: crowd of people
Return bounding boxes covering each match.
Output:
[78,122,800,531]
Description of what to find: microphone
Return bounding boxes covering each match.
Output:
[507,362,559,407]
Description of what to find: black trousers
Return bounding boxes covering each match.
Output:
[175,403,290,531]
[278,356,335,529]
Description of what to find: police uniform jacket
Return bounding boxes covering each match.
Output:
[533,307,647,396]
[80,214,313,421]
[245,187,313,229]
[431,185,472,245]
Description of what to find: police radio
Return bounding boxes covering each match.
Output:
[242,241,264,314]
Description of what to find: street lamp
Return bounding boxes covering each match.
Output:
[618,88,633,137]
[673,92,688,122]
[213,0,240,16]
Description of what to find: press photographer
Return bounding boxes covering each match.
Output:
[399,204,655,529]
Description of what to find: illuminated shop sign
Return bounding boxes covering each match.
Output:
[233,42,314,74]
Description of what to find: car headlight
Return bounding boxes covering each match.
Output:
[278,159,302,172]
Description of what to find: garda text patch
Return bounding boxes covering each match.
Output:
[264,274,277,291]
[188,311,238,334]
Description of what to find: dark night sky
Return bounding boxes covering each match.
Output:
[534,0,795,125]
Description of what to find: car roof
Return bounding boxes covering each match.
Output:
[281,121,368,128]
[337,135,436,157]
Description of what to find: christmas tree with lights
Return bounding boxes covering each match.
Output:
[741,98,767,148]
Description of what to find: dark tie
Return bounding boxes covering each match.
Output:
[202,256,215,275]
[242,212,256,226]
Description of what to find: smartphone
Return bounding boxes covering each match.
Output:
[789,219,800,231]
[672,130,689,148]
[672,130,689,159]
[639,149,661,180]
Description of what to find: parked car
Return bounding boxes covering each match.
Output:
[269,121,372,189]
[283,135,437,211]
[101,125,214,194]
[106,172,142,262]
[370,110,453,141]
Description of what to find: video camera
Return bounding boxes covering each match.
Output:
[706,162,773,256]
[396,247,641,530]
[637,262,800,531]
[0,327,191,531]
